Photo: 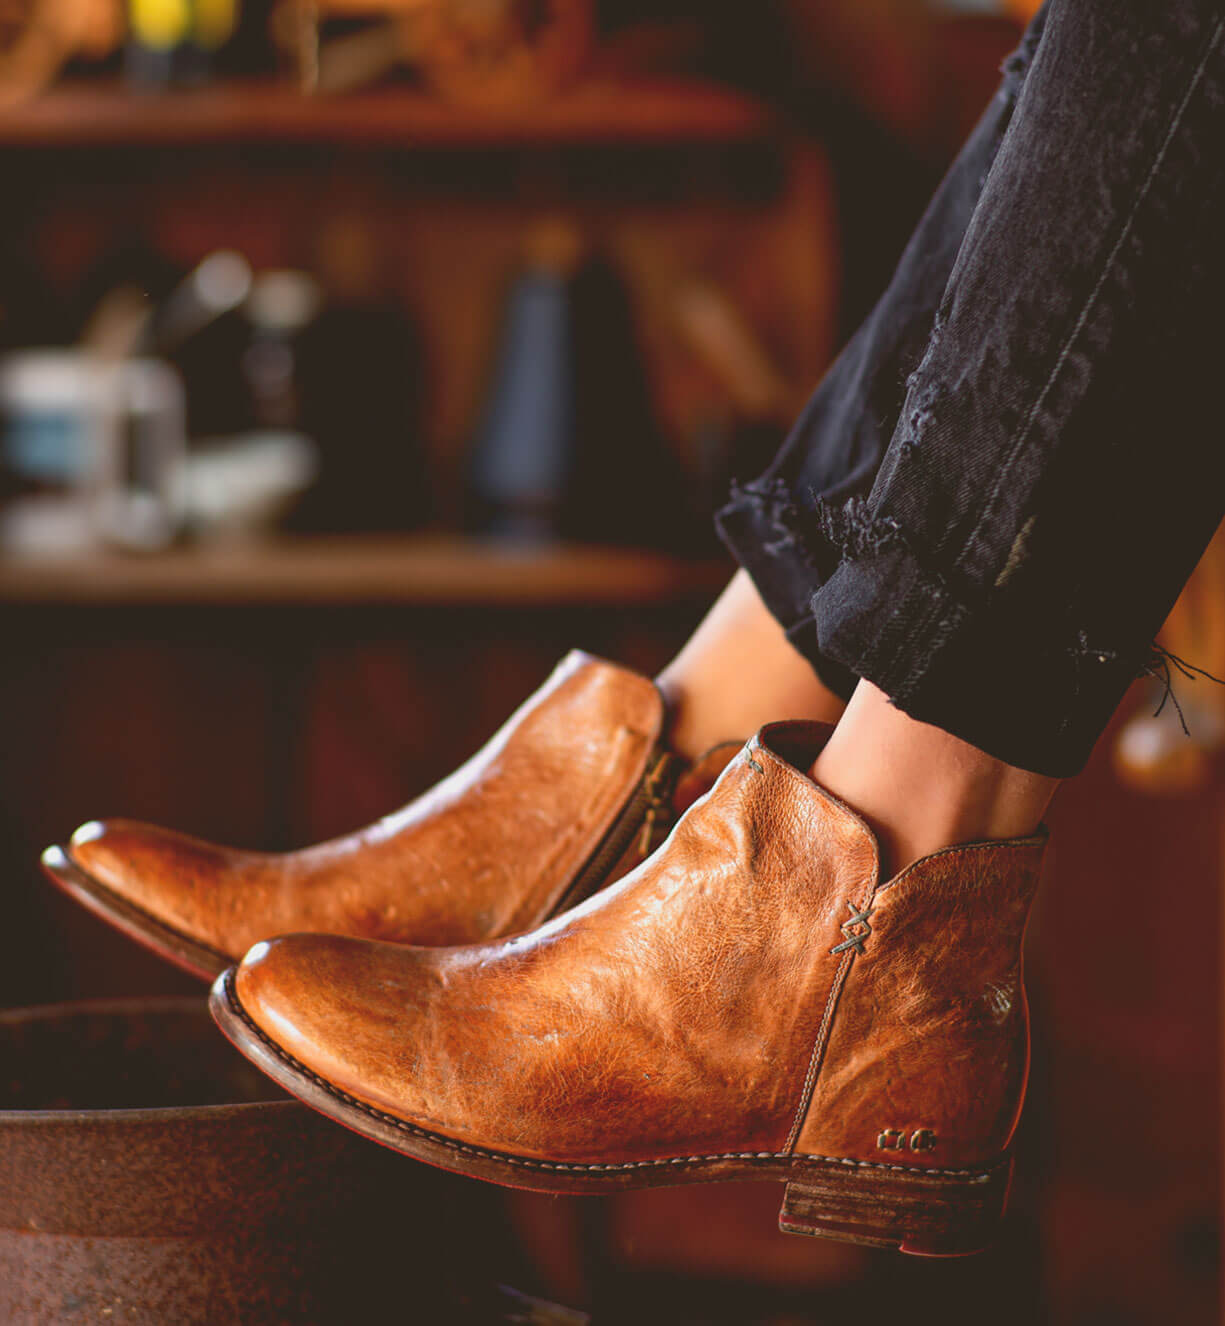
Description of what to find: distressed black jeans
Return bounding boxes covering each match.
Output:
[718,0,1225,777]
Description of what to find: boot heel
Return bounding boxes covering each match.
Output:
[778,1156,1013,1256]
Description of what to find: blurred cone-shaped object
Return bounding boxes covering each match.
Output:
[468,254,574,541]
[469,221,685,547]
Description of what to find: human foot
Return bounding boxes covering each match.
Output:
[212,721,1046,1254]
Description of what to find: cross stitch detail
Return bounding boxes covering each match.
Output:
[830,900,874,956]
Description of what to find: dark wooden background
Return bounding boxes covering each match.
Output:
[0,10,1217,1319]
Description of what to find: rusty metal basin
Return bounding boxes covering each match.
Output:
[0,998,445,1324]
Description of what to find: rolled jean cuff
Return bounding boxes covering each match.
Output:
[822,521,1152,777]
[720,484,1150,777]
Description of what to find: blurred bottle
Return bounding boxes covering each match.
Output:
[289,215,429,533]
[93,357,189,551]
[159,233,425,535]
[468,219,683,547]
[243,269,321,434]
[154,258,321,541]
[467,222,578,543]
[181,0,241,82]
[126,0,241,88]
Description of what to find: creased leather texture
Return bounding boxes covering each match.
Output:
[230,721,1046,1171]
[794,837,1044,1167]
[64,652,712,962]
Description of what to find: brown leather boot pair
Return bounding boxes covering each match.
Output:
[43,652,1046,1255]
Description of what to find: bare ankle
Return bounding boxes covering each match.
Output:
[810,681,1058,876]
[657,571,847,761]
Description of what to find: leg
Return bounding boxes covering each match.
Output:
[793,0,1225,778]
[800,0,1225,879]
[656,570,846,761]
[733,0,1225,869]
[662,10,1055,764]
[719,4,1050,691]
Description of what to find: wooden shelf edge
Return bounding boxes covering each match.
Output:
[0,536,730,607]
[0,78,778,149]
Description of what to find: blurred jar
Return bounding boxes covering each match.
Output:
[0,351,186,554]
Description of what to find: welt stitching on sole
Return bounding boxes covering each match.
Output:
[222,972,1004,1183]
[63,853,230,971]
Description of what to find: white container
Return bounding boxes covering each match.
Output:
[0,350,186,554]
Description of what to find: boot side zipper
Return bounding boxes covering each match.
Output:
[547,749,682,919]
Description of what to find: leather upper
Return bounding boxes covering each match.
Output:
[795,836,1042,1166]
[232,721,1046,1170]
[67,652,710,960]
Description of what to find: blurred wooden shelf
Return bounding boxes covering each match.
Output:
[0,535,729,607]
[0,78,777,149]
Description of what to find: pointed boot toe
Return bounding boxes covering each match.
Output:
[225,932,443,1102]
[44,819,258,979]
[213,721,1047,1255]
[43,651,741,981]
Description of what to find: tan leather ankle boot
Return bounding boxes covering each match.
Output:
[42,652,738,980]
[211,721,1046,1255]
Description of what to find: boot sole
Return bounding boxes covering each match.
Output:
[40,844,229,982]
[210,966,1013,1256]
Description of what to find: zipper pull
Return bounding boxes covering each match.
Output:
[636,752,681,856]
[636,804,659,857]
